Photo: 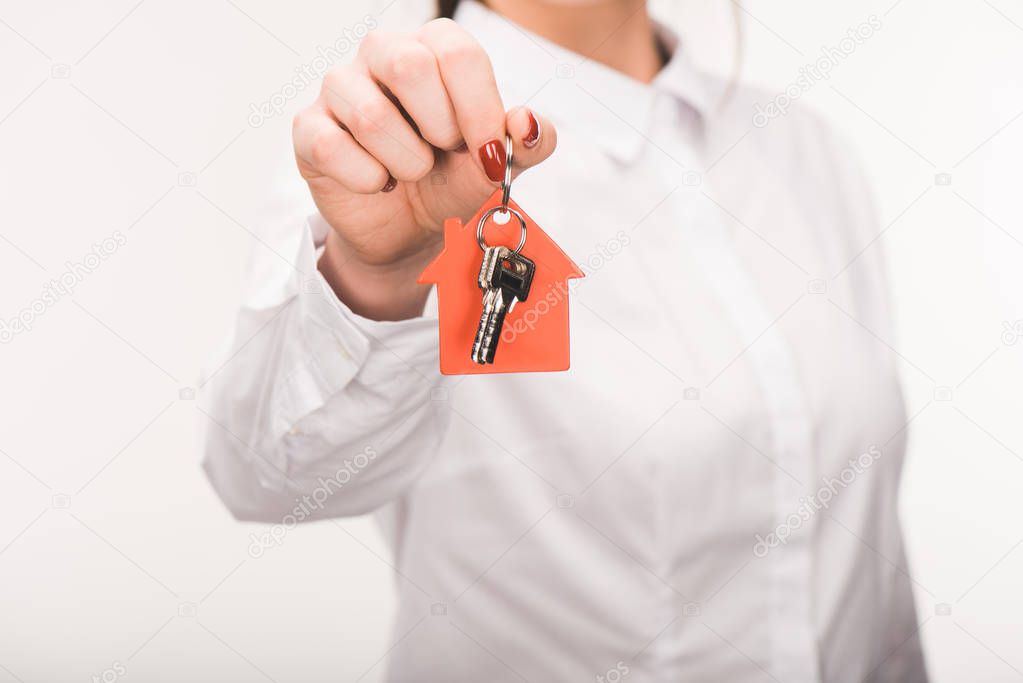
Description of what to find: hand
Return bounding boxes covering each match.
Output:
[293,19,557,319]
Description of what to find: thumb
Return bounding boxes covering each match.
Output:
[505,107,557,179]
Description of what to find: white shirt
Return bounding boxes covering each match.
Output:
[200,2,927,681]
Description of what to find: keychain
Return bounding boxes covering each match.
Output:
[418,134,583,375]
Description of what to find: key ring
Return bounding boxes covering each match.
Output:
[500,132,514,210]
[476,133,527,253]
[477,206,527,253]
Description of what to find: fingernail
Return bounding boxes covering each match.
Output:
[381,175,397,193]
[479,138,506,182]
[523,111,541,148]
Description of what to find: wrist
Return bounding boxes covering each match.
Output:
[317,229,438,321]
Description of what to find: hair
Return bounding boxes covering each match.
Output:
[438,0,460,19]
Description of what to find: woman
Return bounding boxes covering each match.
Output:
[201,0,927,680]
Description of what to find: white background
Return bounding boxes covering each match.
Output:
[1,0,1021,681]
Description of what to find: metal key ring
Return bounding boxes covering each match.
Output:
[477,205,527,254]
[500,132,514,210]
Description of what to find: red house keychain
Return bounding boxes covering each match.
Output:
[418,134,583,375]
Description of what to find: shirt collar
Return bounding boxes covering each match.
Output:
[454,0,718,164]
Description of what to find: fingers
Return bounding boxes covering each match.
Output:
[303,23,554,199]
[416,19,507,183]
[505,107,557,177]
[293,105,390,194]
[361,32,462,151]
[321,63,434,183]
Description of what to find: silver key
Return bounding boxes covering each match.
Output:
[477,245,510,289]
[471,246,510,364]
[471,247,536,365]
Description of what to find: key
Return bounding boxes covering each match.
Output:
[471,246,508,365]
[471,247,500,363]
[481,251,536,363]
[471,249,536,365]
[477,245,509,289]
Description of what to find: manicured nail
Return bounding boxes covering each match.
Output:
[479,138,506,182]
[381,175,397,193]
[523,111,541,148]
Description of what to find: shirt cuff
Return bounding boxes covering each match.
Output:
[269,213,440,446]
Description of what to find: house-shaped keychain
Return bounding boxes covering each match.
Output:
[418,190,584,375]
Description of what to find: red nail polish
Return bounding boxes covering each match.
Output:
[479,139,506,182]
[381,175,397,193]
[523,111,541,148]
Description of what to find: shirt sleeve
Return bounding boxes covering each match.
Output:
[874,533,929,682]
[819,121,929,683]
[199,211,450,523]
